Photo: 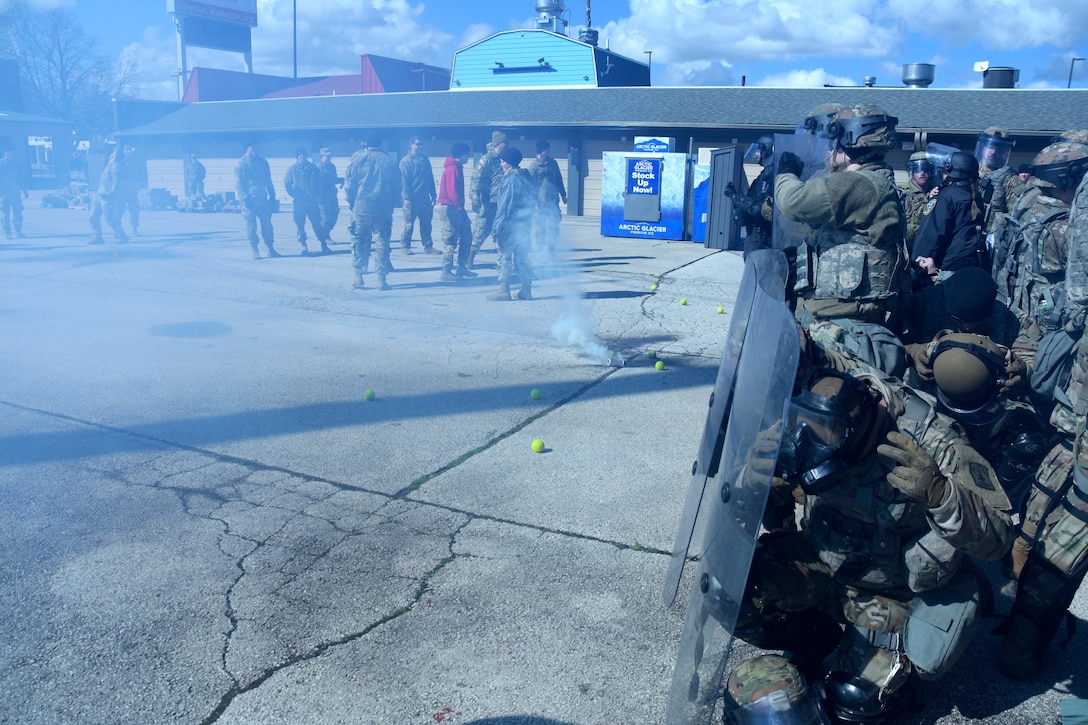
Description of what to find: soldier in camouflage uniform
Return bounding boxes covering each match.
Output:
[344,134,401,291]
[0,147,28,239]
[316,148,341,242]
[999,153,1088,681]
[118,144,142,236]
[486,147,534,301]
[900,150,937,254]
[999,141,1088,353]
[774,105,911,378]
[976,126,1020,249]
[284,147,331,256]
[468,131,507,269]
[733,366,1011,722]
[399,136,439,255]
[234,141,279,259]
[89,148,129,245]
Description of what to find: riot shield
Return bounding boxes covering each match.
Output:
[772,133,829,251]
[665,258,799,725]
[662,248,789,608]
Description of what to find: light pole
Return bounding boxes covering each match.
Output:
[1070,57,1086,88]
[293,0,298,79]
[644,50,652,83]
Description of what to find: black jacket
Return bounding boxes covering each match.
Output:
[912,181,983,272]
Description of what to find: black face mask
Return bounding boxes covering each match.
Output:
[778,369,873,494]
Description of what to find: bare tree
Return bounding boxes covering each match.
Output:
[0,1,139,139]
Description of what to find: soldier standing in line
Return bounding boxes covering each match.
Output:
[436,141,477,283]
[900,150,938,254]
[234,141,279,259]
[118,143,141,236]
[284,147,331,256]
[185,153,206,197]
[316,148,342,242]
[89,147,129,245]
[0,148,28,239]
[344,133,401,291]
[526,139,567,255]
[487,147,534,301]
[399,136,439,255]
[976,126,1019,254]
[468,130,507,269]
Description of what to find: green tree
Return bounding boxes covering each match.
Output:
[0,0,137,139]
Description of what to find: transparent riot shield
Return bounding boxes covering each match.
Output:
[662,248,789,608]
[772,133,829,251]
[664,255,799,725]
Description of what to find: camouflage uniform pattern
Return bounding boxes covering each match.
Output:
[316,156,341,237]
[526,154,566,252]
[284,158,328,248]
[344,146,402,279]
[469,144,502,258]
[89,154,129,243]
[1001,185,1071,324]
[493,166,534,293]
[900,177,931,252]
[235,151,277,252]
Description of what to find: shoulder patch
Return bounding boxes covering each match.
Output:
[969,461,996,491]
[922,198,938,216]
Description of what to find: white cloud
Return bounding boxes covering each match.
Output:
[755,68,858,88]
[886,0,1082,50]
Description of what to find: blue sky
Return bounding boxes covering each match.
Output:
[47,0,1088,100]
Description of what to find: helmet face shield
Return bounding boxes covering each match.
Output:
[908,158,935,187]
[824,114,895,148]
[975,134,1013,170]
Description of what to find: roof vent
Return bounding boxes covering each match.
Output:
[982,66,1019,89]
[863,76,876,87]
[902,63,935,88]
[534,1,568,35]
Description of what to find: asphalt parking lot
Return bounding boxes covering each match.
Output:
[1,195,1086,724]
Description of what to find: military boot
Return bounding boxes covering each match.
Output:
[250,243,260,259]
[300,240,310,256]
[517,281,532,300]
[487,284,511,301]
[320,240,332,255]
[266,244,282,258]
[422,244,441,255]
[379,275,391,291]
[352,270,365,289]
[440,264,457,282]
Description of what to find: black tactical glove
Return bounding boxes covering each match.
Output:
[724,182,738,200]
[777,151,804,178]
[878,431,950,508]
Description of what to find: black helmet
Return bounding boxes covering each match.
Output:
[744,135,775,166]
[930,332,1007,426]
[944,151,979,183]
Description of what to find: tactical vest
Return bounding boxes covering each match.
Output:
[999,202,1070,327]
[795,170,908,303]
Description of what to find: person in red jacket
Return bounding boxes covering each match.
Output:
[436,142,477,282]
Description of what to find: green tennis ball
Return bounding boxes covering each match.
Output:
[364,389,376,401]
[650,284,658,291]
[680,299,687,306]
[655,360,665,370]
[647,350,656,358]
[531,438,545,453]
[530,388,542,400]
[717,306,724,314]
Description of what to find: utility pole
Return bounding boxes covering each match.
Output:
[293,0,298,79]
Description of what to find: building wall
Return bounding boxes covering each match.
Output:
[452,30,597,89]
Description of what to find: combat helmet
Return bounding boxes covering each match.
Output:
[1055,129,1088,146]
[930,331,1007,425]
[798,102,847,136]
[1029,141,1088,190]
[825,105,898,159]
[975,126,1014,170]
[944,151,980,183]
[907,150,936,185]
[724,654,827,725]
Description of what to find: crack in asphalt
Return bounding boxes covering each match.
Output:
[1,365,673,723]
